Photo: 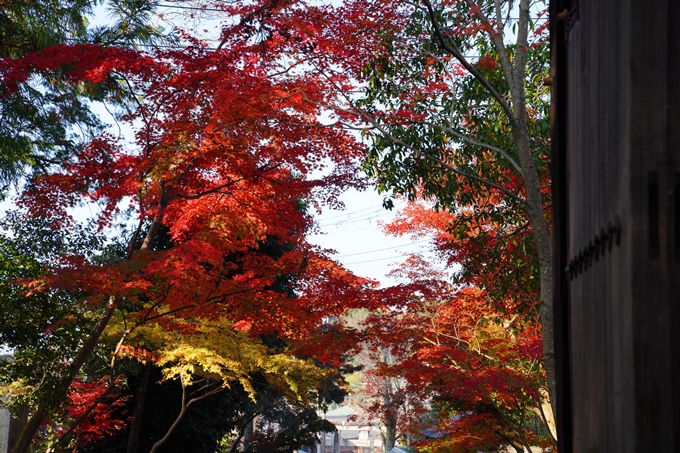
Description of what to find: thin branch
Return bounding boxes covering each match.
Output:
[112,71,147,124]
[267,54,326,78]
[143,304,197,322]
[149,379,226,453]
[204,283,267,305]
[403,138,525,206]
[463,0,517,92]
[494,0,508,31]
[513,0,531,91]
[228,412,260,453]
[168,177,244,201]
[216,0,276,50]
[497,220,530,239]
[110,328,132,377]
[101,100,124,138]
[300,43,526,206]
[430,122,523,175]
[302,93,526,206]
[421,0,516,121]
[126,219,144,260]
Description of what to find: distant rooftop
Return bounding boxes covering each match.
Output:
[324,406,355,418]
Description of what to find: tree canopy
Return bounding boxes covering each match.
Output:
[0,0,168,188]
[0,1,554,452]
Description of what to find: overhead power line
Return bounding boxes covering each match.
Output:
[316,201,404,221]
[343,252,435,265]
[317,210,394,228]
[334,238,431,258]
[344,255,405,265]
[158,3,226,11]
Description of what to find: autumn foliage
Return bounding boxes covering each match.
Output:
[2,6,370,327]
[0,2,379,451]
[362,256,552,452]
[58,378,131,447]
[0,0,553,451]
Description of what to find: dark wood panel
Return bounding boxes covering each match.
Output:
[552,0,679,451]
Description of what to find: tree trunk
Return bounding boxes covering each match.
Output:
[10,299,118,453]
[332,431,340,453]
[420,0,558,425]
[127,361,152,453]
[7,409,48,453]
[7,404,28,453]
[10,211,166,453]
[243,417,254,450]
[383,411,397,452]
[380,364,398,453]
[511,108,557,425]
[506,0,558,424]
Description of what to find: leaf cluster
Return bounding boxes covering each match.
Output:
[355,0,550,314]
[362,273,550,453]
[0,0,172,191]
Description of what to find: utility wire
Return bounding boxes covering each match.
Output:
[344,255,409,265]
[317,209,394,228]
[315,201,403,221]
[317,207,385,223]
[333,238,431,258]
[158,3,226,11]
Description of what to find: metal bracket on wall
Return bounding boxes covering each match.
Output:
[565,216,621,280]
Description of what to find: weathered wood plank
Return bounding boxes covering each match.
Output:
[552,0,679,450]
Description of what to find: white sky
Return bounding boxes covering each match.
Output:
[308,188,433,286]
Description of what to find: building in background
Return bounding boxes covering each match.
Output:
[315,406,384,453]
[0,355,26,453]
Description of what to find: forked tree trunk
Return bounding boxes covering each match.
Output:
[10,213,165,453]
[422,0,557,427]
[10,299,117,453]
[149,379,225,453]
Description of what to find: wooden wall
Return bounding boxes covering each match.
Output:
[550,0,680,451]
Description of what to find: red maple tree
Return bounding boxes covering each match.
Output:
[362,255,554,453]
[57,378,131,449]
[1,3,376,451]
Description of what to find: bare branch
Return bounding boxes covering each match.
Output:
[150,379,226,453]
[508,0,531,125]
[497,220,530,239]
[494,0,507,31]
[463,0,517,93]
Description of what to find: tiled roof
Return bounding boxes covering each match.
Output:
[325,406,355,418]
